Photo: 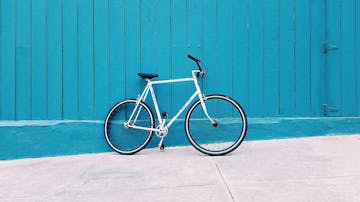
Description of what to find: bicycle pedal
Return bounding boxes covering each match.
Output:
[161,112,168,119]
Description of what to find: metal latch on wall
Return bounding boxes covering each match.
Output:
[323,104,339,116]
[322,43,338,53]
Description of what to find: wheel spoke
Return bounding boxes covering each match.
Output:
[104,100,155,155]
[185,95,247,155]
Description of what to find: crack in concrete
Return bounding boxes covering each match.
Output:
[214,161,235,202]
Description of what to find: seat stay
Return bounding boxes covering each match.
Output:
[125,83,151,125]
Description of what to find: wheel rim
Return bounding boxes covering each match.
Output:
[185,95,247,155]
[105,100,154,154]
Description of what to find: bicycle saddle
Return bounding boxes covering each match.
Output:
[138,73,159,80]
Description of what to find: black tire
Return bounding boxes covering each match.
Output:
[185,94,247,155]
[104,99,155,155]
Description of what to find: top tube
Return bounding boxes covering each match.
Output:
[149,70,201,85]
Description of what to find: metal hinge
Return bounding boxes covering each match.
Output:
[323,104,339,116]
[322,43,338,53]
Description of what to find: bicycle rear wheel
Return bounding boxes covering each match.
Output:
[185,94,247,155]
[104,99,155,155]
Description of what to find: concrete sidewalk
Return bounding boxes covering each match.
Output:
[1,135,360,202]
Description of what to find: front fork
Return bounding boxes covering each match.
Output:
[194,79,217,126]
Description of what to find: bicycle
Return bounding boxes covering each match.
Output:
[104,55,247,156]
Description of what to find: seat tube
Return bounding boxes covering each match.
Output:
[126,82,150,124]
[149,85,163,124]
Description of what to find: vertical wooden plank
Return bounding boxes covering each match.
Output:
[263,0,279,116]
[171,0,190,116]
[187,0,201,57]
[0,0,16,120]
[0,0,2,119]
[155,0,172,114]
[217,0,233,116]
[217,1,232,96]
[31,0,47,119]
[248,0,263,117]
[78,0,95,119]
[124,0,141,99]
[295,0,311,116]
[279,0,295,116]
[94,0,110,119]
[140,0,156,73]
[109,0,125,105]
[233,0,249,111]
[202,0,217,96]
[341,0,357,116]
[16,0,32,120]
[139,0,156,113]
[63,0,79,119]
[325,0,342,116]
[357,0,360,115]
[310,0,326,116]
[186,0,202,117]
[47,0,63,120]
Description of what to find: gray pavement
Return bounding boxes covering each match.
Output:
[1,135,360,202]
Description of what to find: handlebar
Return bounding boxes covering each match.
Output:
[187,55,203,76]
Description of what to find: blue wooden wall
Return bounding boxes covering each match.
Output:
[1,0,360,120]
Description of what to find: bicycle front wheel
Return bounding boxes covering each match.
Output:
[104,99,155,155]
[185,94,247,155]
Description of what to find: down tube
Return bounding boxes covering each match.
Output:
[166,91,199,128]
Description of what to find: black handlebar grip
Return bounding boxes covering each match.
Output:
[187,55,202,77]
[187,55,200,62]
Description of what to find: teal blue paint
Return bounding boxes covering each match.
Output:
[218,0,233,98]
[0,0,16,120]
[109,0,125,106]
[47,0,63,120]
[279,0,295,116]
[78,0,95,120]
[140,0,156,74]
[1,0,360,120]
[326,0,342,116]
[63,0,79,119]
[310,0,325,116]
[341,0,357,116]
[15,0,32,120]
[171,0,190,119]
[94,0,110,119]
[31,0,47,120]
[2,0,360,159]
[155,0,172,115]
[202,0,217,97]
[187,0,202,103]
[2,118,360,160]
[15,47,32,119]
[233,0,249,111]
[187,0,201,60]
[138,0,156,114]
[357,0,360,116]
[248,0,263,117]
[0,121,109,160]
[217,0,233,115]
[124,0,141,99]
[263,0,279,116]
[295,0,311,116]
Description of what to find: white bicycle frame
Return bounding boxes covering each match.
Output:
[125,70,215,134]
